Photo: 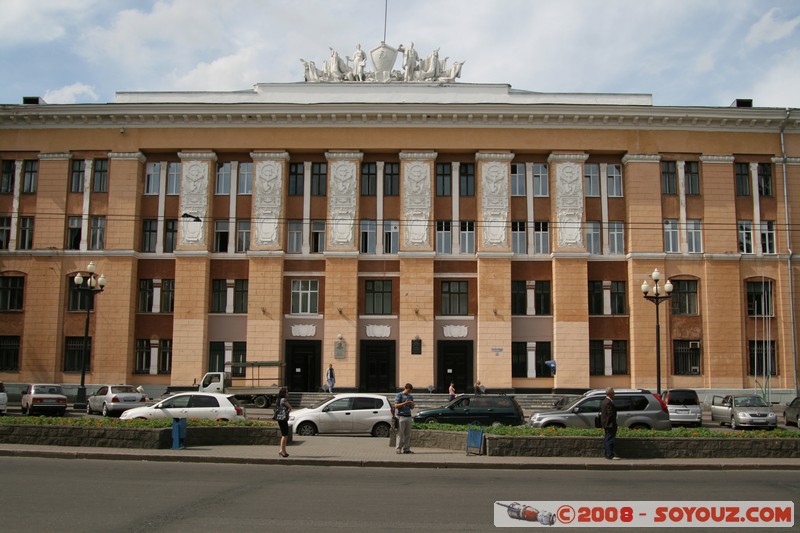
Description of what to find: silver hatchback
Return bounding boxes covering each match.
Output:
[530,390,672,430]
[661,389,702,427]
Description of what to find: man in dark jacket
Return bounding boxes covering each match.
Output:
[600,387,620,460]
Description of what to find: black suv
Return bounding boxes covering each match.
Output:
[413,394,525,426]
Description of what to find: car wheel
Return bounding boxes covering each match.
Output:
[86,403,93,415]
[253,396,270,409]
[730,416,738,430]
[102,403,110,417]
[372,422,390,438]
[424,416,439,424]
[629,423,650,430]
[296,421,317,436]
[543,423,565,428]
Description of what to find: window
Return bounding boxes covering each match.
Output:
[436,163,451,196]
[291,279,319,314]
[360,219,376,254]
[384,220,399,254]
[138,279,153,313]
[610,281,626,315]
[67,216,82,250]
[70,159,85,193]
[361,162,377,196]
[511,281,526,315]
[234,280,248,313]
[214,220,229,252]
[142,219,157,252]
[0,217,10,250]
[586,221,600,254]
[510,163,525,196]
[532,163,548,197]
[161,279,175,313]
[311,221,325,253]
[584,163,600,197]
[511,341,527,378]
[1,160,13,193]
[311,162,326,196]
[89,216,105,250]
[288,163,304,196]
[236,220,251,253]
[365,280,392,315]
[211,279,227,313]
[459,163,475,196]
[158,339,172,374]
[441,280,468,316]
[673,340,701,375]
[208,342,225,373]
[738,220,753,254]
[216,162,231,194]
[164,219,177,253]
[747,280,773,317]
[607,164,623,197]
[735,162,750,196]
[64,336,89,372]
[68,277,93,312]
[588,281,603,315]
[757,163,772,197]
[761,221,776,254]
[17,217,33,250]
[671,280,698,315]
[664,219,679,253]
[384,162,400,196]
[687,220,702,253]
[238,162,253,195]
[0,336,20,371]
[232,342,247,378]
[460,221,475,254]
[534,222,549,254]
[511,221,526,254]
[287,220,302,253]
[93,159,108,193]
[589,340,604,376]
[145,162,160,195]
[164,162,180,195]
[684,161,700,195]
[535,342,553,377]
[612,340,628,375]
[436,220,452,254]
[0,276,24,311]
[661,161,677,195]
[608,221,624,255]
[135,339,150,374]
[22,160,37,193]
[749,340,777,376]
[534,281,551,315]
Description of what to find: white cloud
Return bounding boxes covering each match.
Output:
[745,7,800,48]
[0,0,101,47]
[43,83,99,104]
[747,48,800,108]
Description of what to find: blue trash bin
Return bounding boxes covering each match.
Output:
[172,417,187,449]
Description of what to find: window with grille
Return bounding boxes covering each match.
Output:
[748,340,777,376]
[0,335,20,371]
[673,340,701,375]
[64,336,90,372]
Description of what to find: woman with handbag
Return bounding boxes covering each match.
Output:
[274,387,292,457]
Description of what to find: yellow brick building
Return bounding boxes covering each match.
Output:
[1,68,799,397]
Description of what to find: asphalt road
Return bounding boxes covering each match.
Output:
[1,457,797,532]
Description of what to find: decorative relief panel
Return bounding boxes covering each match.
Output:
[443,325,469,338]
[553,158,587,248]
[291,324,317,337]
[328,157,358,247]
[365,324,391,338]
[402,157,433,247]
[178,154,215,246]
[480,159,510,247]
[252,153,287,247]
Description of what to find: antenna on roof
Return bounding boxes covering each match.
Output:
[383,0,388,43]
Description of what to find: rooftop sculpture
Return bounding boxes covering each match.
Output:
[301,42,464,84]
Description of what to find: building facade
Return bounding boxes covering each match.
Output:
[1,56,799,395]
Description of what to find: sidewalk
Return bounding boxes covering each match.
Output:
[1,436,799,470]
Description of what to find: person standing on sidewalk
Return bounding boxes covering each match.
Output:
[600,387,620,460]
[448,381,456,401]
[326,364,335,394]
[276,387,292,458]
[394,383,415,454]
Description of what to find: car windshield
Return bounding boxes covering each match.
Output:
[309,396,335,409]
[111,386,137,394]
[733,396,768,408]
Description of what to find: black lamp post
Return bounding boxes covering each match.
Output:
[641,268,672,396]
[73,261,106,409]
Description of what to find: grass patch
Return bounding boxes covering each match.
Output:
[0,416,275,429]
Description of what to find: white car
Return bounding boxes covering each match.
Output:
[21,384,68,416]
[0,381,7,415]
[119,392,245,421]
[86,384,147,417]
[289,393,393,437]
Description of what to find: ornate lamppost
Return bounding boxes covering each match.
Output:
[73,261,106,409]
[641,268,672,396]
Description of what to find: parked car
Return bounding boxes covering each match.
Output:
[86,384,147,417]
[290,393,393,437]
[119,392,245,421]
[529,389,671,430]
[661,389,703,427]
[413,394,526,426]
[0,381,7,415]
[710,394,777,430]
[21,384,68,416]
[784,397,800,427]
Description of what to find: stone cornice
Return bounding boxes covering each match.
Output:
[547,153,589,163]
[774,156,800,165]
[622,154,661,164]
[324,151,363,161]
[399,151,438,160]
[250,151,289,161]
[38,152,72,160]
[108,152,146,162]
[475,152,514,162]
[700,155,735,164]
[178,151,217,161]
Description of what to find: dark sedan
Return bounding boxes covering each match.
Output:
[413,394,525,426]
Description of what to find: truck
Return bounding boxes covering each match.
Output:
[199,371,280,409]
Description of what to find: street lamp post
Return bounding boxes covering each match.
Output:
[73,261,106,409]
[641,268,672,396]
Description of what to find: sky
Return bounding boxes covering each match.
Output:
[1,0,799,108]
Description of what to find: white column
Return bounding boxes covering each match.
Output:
[376,161,385,254]
[224,341,234,370]
[302,161,311,255]
[527,341,537,378]
[226,279,235,314]
[152,279,162,313]
[526,163,535,255]
[602,280,612,315]
[8,161,21,250]
[451,161,460,253]
[156,161,167,253]
[750,162,762,256]
[603,340,613,376]
[149,340,159,375]
[80,157,90,251]
[526,281,536,316]
[228,161,238,254]
[677,161,688,254]
[600,163,610,256]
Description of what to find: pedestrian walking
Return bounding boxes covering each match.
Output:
[394,383,415,454]
[275,387,292,458]
[326,364,335,394]
[600,387,620,460]
[448,381,456,401]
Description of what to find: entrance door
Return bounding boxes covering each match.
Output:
[437,340,473,394]
[360,340,396,391]
[285,340,321,392]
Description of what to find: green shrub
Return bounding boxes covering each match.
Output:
[0,416,274,429]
